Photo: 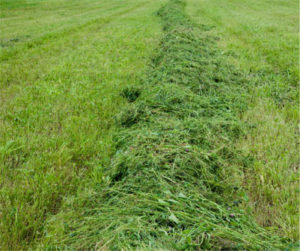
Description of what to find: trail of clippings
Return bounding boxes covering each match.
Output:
[42,0,287,249]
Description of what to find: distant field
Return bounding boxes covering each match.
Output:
[0,0,298,249]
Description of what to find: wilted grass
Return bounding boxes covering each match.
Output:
[0,0,165,249]
[40,0,289,249]
[187,0,299,240]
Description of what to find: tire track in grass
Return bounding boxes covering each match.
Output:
[42,0,287,249]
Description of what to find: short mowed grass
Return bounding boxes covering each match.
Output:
[187,0,299,240]
[0,0,166,249]
[0,0,299,249]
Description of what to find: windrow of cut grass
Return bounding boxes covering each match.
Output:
[41,0,288,249]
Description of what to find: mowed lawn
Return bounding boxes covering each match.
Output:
[187,0,299,240]
[0,0,165,249]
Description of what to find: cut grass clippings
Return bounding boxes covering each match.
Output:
[41,0,289,249]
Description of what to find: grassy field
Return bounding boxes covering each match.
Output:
[0,0,166,248]
[0,0,299,249]
[187,0,299,240]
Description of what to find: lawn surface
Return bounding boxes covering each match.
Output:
[0,0,166,248]
[0,0,298,249]
[187,0,299,240]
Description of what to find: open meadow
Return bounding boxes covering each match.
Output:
[0,0,298,249]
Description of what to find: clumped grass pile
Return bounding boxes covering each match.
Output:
[42,0,288,249]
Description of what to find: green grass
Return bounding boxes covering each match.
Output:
[0,0,298,249]
[0,0,165,249]
[38,0,289,249]
[186,0,299,240]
